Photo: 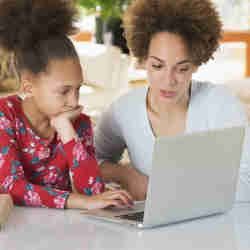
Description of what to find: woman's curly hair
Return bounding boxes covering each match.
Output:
[123,0,222,66]
[0,0,79,75]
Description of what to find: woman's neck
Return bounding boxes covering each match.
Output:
[21,97,54,139]
[147,87,190,119]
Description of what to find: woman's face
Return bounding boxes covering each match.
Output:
[145,32,198,105]
[26,57,84,118]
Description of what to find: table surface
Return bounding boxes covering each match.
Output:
[0,203,249,250]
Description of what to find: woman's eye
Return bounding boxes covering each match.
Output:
[60,90,69,95]
[152,64,162,70]
[76,86,82,93]
[179,67,190,72]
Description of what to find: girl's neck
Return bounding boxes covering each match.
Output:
[21,97,54,139]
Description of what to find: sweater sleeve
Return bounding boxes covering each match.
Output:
[0,111,70,209]
[62,115,105,196]
[94,104,126,165]
[208,86,250,202]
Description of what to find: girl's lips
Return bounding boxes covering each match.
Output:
[160,90,177,98]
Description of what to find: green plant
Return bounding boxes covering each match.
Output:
[77,0,131,20]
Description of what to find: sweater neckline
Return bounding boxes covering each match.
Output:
[143,81,196,139]
[15,95,56,145]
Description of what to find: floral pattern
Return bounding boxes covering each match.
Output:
[0,153,5,169]
[0,95,104,209]
[0,115,11,130]
[73,139,88,162]
[44,166,58,184]
[24,190,42,207]
[1,175,14,192]
[38,147,50,160]
[91,180,103,195]
[54,195,66,209]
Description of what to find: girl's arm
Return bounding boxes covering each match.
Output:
[0,118,70,209]
[50,108,134,209]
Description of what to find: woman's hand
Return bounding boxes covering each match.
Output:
[99,162,149,201]
[66,189,134,210]
[120,164,148,201]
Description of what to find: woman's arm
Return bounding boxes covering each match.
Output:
[94,105,129,184]
[94,106,148,200]
[99,161,148,201]
[94,105,126,170]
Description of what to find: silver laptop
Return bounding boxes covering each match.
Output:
[81,126,245,229]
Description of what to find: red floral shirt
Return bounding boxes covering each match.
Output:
[0,95,104,208]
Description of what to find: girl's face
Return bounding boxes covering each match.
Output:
[145,32,198,105]
[25,57,84,118]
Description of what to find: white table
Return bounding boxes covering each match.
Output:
[0,203,249,250]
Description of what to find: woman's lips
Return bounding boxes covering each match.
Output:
[160,90,177,98]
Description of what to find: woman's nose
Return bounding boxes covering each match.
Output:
[163,69,177,87]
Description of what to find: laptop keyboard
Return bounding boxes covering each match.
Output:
[118,211,144,222]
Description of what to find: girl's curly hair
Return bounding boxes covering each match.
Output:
[0,0,79,75]
[123,0,222,66]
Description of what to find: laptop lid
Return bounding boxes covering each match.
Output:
[143,126,245,228]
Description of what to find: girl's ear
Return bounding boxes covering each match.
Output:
[21,79,33,98]
[20,71,36,98]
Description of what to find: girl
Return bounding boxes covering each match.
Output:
[0,0,133,209]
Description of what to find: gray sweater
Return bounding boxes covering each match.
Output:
[94,81,250,202]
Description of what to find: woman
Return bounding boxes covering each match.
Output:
[94,0,250,201]
[0,0,133,209]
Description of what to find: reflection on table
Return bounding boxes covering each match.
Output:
[0,203,250,250]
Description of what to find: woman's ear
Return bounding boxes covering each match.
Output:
[192,65,199,73]
[139,58,147,70]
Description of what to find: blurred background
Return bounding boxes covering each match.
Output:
[1,0,250,121]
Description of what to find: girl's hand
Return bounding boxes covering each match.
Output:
[85,189,134,210]
[50,105,83,129]
[66,190,134,210]
[50,106,83,143]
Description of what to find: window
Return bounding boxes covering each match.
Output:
[213,0,249,30]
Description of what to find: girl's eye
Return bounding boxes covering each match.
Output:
[152,64,162,70]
